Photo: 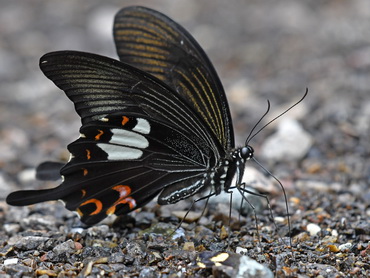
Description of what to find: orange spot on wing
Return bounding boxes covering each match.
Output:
[121,116,129,126]
[79,199,103,215]
[95,129,104,140]
[106,206,116,215]
[117,197,136,210]
[81,189,87,197]
[86,149,91,160]
[106,185,137,215]
[82,168,88,176]
[112,185,131,196]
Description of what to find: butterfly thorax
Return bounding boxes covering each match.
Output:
[217,145,254,194]
[158,145,254,205]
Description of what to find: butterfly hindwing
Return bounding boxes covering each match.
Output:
[7,110,217,225]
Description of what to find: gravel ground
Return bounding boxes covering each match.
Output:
[0,0,369,277]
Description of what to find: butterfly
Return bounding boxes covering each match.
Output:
[6,6,302,227]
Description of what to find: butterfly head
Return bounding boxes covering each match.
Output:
[241,145,254,161]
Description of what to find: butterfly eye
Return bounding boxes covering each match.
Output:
[241,146,254,160]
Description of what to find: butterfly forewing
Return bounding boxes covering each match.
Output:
[114,6,234,150]
[39,51,220,153]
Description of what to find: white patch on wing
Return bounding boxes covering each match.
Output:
[68,153,74,162]
[99,117,109,122]
[133,118,150,134]
[110,129,149,148]
[97,143,143,160]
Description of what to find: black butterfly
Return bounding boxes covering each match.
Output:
[6,6,298,226]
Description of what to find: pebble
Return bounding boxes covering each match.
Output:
[8,235,50,250]
[171,210,202,222]
[86,225,110,237]
[172,227,186,240]
[200,252,274,278]
[338,242,352,252]
[307,223,321,236]
[20,214,58,229]
[3,223,20,234]
[139,267,158,278]
[4,258,18,265]
[17,168,36,183]
[260,118,313,161]
[237,255,274,278]
[235,246,248,255]
[183,242,195,251]
[52,239,76,255]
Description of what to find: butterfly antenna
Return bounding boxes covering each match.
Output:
[252,157,292,248]
[246,88,308,145]
[245,100,271,143]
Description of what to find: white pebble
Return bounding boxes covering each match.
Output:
[260,118,313,161]
[339,242,352,252]
[307,223,321,236]
[4,258,18,265]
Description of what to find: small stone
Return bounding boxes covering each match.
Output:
[235,247,248,255]
[139,267,158,278]
[338,242,352,252]
[108,252,125,263]
[327,244,340,252]
[3,224,20,234]
[172,227,186,240]
[4,264,33,276]
[260,118,313,161]
[17,168,36,183]
[86,225,110,237]
[53,239,76,255]
[293,232,310,243]
[307,223,321,236]
[20,213,57,229]
[331,229,339,237]
[9,235,50,250]
[171,210,202,222]
[237,256,274,278]
[74,241,83,250]
[4,258,18,265]
[183,242,195,251]
[220,225,228,240]
[0,245,13,256]
[35,269,58,276]
[355,221,370,235]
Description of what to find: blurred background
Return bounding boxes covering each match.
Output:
[1,0,369,196]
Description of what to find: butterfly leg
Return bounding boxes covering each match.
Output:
[237,184,291,247]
